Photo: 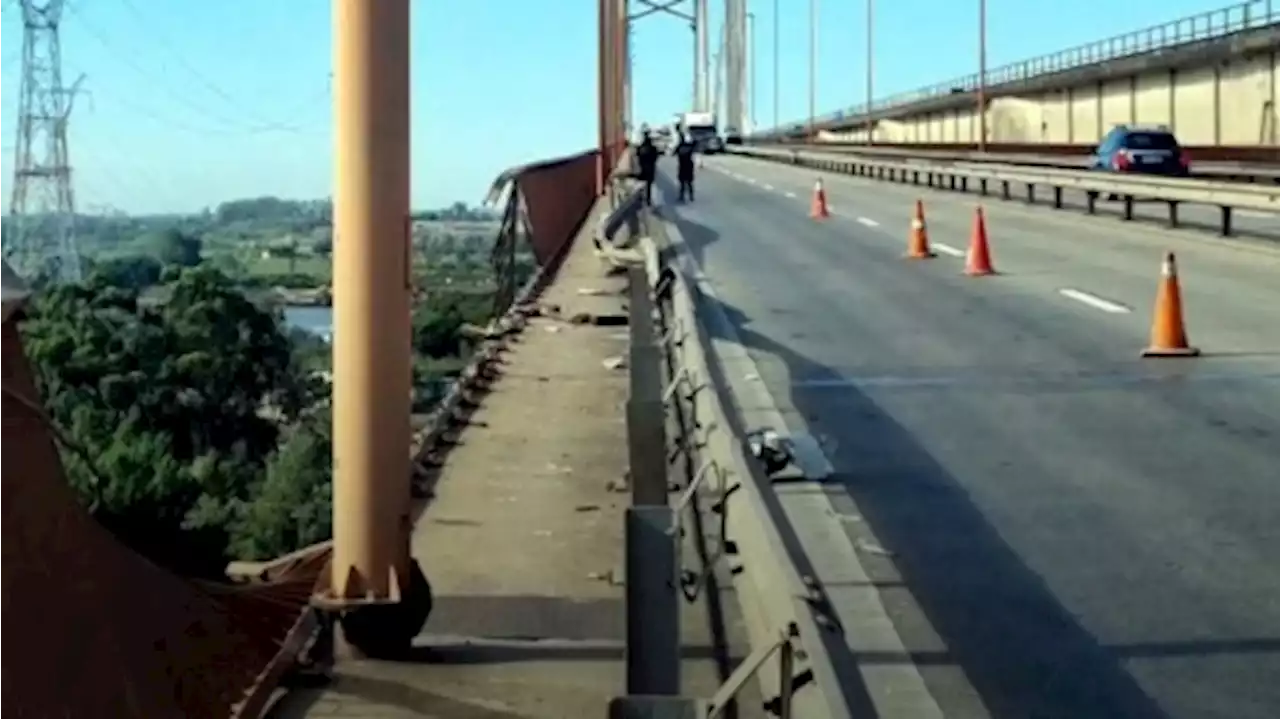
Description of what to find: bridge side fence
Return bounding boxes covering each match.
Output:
[597,180,856,716]
[226,147,619,717]
[733,145,1278,236]
[758,0,1279,140]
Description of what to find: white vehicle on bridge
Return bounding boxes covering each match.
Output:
[676,111,724,154]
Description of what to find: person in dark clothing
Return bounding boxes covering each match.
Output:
[675,133,696,202]
[635,130,660,206]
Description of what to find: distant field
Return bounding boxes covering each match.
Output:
[85,240,152,261]
[79,219,508,288]
[242,253,497,288]
[418,220,500,233]
[245,254,332,279]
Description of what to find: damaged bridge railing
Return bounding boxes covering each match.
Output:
[231,149,610,718]
[607,183,854,717]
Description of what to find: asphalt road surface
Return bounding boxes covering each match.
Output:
[653,154,1280,719]
[732,148,1280,242]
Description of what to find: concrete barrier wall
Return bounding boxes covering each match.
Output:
[829,47,1277,147]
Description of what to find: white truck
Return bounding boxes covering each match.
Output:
[675,111,723,154]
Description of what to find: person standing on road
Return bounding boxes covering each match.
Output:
[675,132,696,202]
[635,129,660,206]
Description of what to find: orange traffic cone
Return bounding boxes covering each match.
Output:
[964,206,997,276]
[809,179,830,220]
[905,199,935,259]
[1142,252,1200,358]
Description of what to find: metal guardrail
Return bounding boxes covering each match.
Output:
[234,609,321,718]
[735,145,1279,236]
[407,161,851,716]
[412,145,645,478]
[208,150,629,718]
[244,168,617,715]
[760,0,1278,137]
[412,181,640,481]
[764,142,1280,182]
[609,195,854,717]
[600,178,646,246]
[785,141,1280,165]
[232,149,623,716]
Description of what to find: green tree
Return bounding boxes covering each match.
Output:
[230,414,333,561]
[89,255,164,290]
[20,266,325,575]
[208,252,248,278]
[153,228,204,267]
[410,291,495,359]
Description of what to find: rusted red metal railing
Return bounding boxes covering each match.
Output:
[1,299,329,719]
[598,0,629,193]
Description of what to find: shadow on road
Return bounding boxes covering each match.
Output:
[653,170,720,266]
[661,206,1180,718]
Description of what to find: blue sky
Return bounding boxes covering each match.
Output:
[0,0,1244,214]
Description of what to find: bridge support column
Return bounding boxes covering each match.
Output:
[598,0,611,192]
[598,0,628,194]
[318,0,432,659]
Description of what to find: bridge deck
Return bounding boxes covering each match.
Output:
[663,155,1280,717]
[267,203,760,718]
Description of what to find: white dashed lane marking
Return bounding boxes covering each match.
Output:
[699,166,1157,331]
[1058,288,1131,314]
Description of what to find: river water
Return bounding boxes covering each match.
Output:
[283,306,333,341]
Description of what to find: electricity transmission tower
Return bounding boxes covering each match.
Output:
[6,0,84,284]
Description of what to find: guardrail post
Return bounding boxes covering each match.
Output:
[608,697,706,719]
[629,266,668,506]
[624,505,682,696]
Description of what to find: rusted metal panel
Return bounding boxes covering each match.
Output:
[484,140,633,271]
[484,149,602,206]
[1,260,32,323]
[515,150,603,267]
[1,315,320,719]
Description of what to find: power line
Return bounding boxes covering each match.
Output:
[65,1,330,135]
[118,0,245,104]
[7,2,334,220]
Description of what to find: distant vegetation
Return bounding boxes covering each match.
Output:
[12,195,536,577]
[3,196,519,295]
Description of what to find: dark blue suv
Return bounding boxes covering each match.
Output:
[1089,125,1192,178]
